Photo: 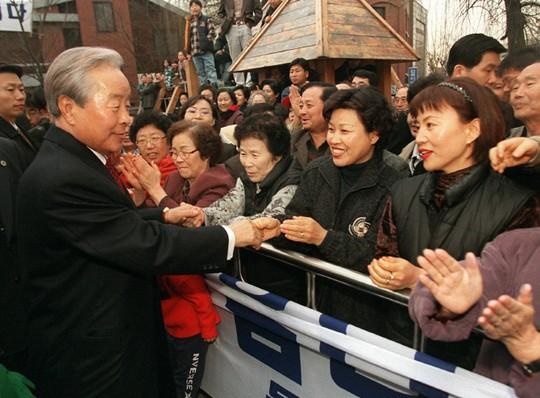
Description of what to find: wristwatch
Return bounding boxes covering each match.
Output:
[521,360,540,376]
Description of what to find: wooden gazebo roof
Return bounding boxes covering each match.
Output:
[230,0,419,72]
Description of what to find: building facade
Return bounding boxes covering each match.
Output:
[0,0,187,91]
[367,0,427,84]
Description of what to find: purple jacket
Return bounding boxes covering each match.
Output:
[158,164,235,209]
[410,228,540,398]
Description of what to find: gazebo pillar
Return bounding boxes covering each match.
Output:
[376,61,392,99]
[315,58,335,84]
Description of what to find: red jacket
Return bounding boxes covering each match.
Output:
[159,165,234,339]
[159,275,219,339]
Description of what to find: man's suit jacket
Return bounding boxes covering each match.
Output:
[0,138,26,367]
[0,117,37,169]
[218,0,262,33]
[17,126,230,398]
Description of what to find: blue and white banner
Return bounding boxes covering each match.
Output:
[202,273,516,398]
[0,1,32,32]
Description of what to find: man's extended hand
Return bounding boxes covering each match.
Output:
[228,219,263,249]
[251,217,281,241]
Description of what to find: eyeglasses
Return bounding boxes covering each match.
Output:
[170,148,198,159]
[136,136,166,147]
[185,107,212,117]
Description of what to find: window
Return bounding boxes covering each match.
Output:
[373,6,386,19]
[93,2,115,32]
[58,2,77,14]
[63,28,82,48]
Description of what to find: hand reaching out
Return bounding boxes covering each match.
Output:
[368,256,424,291]
[280,216,327,246]
[251,217,281,241]
[489,137,539,173]
[179,203,205,227]
[164,204,204,227]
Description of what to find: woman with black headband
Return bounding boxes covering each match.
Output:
[368,77,539,366]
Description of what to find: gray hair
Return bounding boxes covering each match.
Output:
[247,90,270,106]
[44,47,124,117]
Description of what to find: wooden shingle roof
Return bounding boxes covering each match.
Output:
[230,0,419,72]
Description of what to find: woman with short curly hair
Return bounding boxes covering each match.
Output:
[268,87,406,306]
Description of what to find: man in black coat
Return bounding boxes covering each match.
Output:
[17,47,268,398]
[138,73,160,111]
[0,138,26,375]
[0,64,38,169]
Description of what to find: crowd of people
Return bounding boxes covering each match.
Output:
[0,28,539,398]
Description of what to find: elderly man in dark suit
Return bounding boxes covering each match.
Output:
[0,64,37,169]
[16,47,277,398]
[0,138,26,375]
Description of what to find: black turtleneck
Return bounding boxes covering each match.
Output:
[338,156,376,201]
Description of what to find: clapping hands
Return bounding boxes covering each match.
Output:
[478,284,540,364]
[120,154,161,192]
[289,85,302,119]
[416,249,540,363]
[416,249,482,315]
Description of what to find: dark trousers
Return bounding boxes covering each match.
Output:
[167,334,209,398]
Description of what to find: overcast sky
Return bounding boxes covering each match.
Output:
[419,0,505,55]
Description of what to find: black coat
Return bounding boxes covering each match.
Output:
[274,154,403,268]
[139,83,160,110]
[0,137,26,370]
[239,155,307,304]
[388,163,536,364]
[391,163,535,262]
[17,126,230,398]
[0,116,37,169]
[272,154,403,320]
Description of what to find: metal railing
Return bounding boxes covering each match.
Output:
[234,243,425,350]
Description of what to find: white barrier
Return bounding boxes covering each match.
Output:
[201,273,516,398]
[0,1,32,32]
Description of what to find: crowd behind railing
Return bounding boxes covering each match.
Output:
[1,31,540,398]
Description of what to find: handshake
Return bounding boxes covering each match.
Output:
[229,217,281,249]
[162,204,281,249]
